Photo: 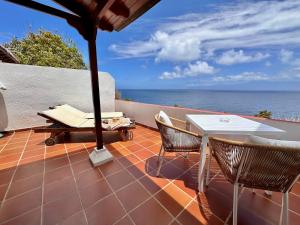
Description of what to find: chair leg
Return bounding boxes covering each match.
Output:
[205,151,212,186]
[157,145,163,162]
[156,148,165,177]
[233,183,239,225]
[280,192,289,225]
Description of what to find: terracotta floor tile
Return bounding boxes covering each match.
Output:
[126,144,145,153]
[130,197,173,225]
[0,169,14,186]
[155,183,192,217]
[238,190,282,224]
[60,210,88,225]
[147,144,161,154]
[1,127,300,225]
[14,161,44,181]
[0,184,8,202]
[134,149,155,161]
[86,195,126,225]
[116,181,151,212]
[114,216,134,225]
[19,155,44,165]
[158,161,186,180]
[0,188,42,223]
[69,151,89,164]
[0,162,17,171]
[66,145,87,154]
[98,160,123,177]
[44,165,73,185]
[197,188,233,221]
[46,145,66,153]
[0,207,41,225]
[137,140,156,149]
[21,148,44,159]
[291,182,300,195]
[79,179,112,208]
[43,177,77,204]
[117,154,140,168]
[76,168,103,189]
[119,140,136,148]
[42,193,82,225]
[139,175,169,195]
[127,163,147,179]
[7,173,43,199]
[45,156,69,172]
[106,170,135,192]
[231,206,274,225]
[71,159,93,175]
[45,149,67,158]
[177,201,224,225]
[131,136,147,143]
[0,153,21,164]
[3,143,26,151]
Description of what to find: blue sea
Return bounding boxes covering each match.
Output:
[119,89,300,120]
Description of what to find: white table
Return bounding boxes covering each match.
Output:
[186,114,285,192]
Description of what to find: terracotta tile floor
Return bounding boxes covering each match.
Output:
[0,125,300,225]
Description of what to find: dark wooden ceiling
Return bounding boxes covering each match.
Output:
[53,0,160,31]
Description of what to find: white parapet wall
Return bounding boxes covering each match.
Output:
[0,63,115,131]
[115,99,300,141]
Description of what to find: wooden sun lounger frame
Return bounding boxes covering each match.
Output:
[34,112,135,146]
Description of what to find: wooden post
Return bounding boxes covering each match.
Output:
[87,27,104,150]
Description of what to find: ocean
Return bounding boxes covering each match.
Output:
[119,89,300,121]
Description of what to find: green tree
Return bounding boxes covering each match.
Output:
[4,30,86,69]
[255,110,272,119]
[115,89,121,100]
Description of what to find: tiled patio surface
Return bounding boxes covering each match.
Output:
[0,125,300,225]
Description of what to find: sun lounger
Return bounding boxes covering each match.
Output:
[34,104,135,146]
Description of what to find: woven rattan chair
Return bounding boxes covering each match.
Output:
[155,113,202,177]
[209,137,300,225]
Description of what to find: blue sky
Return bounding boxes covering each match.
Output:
[1,0,300,90]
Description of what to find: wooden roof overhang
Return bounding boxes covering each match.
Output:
[6,0,160,38]
[4,0,160,158]
[0,45,18,63]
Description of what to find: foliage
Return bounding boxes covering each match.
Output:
[115,89,121,100]
[255,110,272,119]
[4,30,86,69]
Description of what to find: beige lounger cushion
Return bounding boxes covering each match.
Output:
[55,104,87,118]
[41,105,130,130]
[56,104,124,119]
[42,107,89,128]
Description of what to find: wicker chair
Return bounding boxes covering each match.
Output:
[209,137,300,225]
[154,114,202,177]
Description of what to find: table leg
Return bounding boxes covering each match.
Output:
[198,134,208,192]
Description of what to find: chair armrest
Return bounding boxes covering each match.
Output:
[172,124,201,138]
[169,117,187,130]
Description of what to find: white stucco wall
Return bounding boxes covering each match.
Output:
[116,100,300,141]
[0,63,115,131]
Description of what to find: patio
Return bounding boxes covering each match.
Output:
[0,124,300,225]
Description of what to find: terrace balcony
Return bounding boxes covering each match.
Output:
[0,64,300,225]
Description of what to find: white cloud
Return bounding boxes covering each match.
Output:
[159,61,215,80]
[110,1,300,62]
[265,61,272,67]
[213,72,270,83]
[280,49,294,63]
[216,49,269,65]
